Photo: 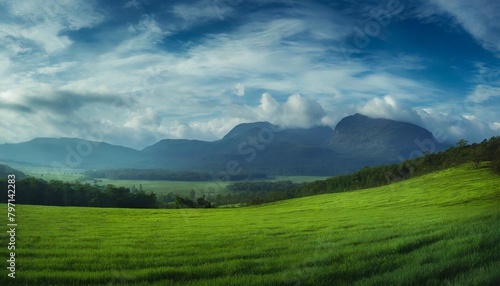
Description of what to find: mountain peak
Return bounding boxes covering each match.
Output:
[352,113,369,118]
[344,113,371,121]
[0,115,450,176]
[221,121,278,141]
[331,114,448,156]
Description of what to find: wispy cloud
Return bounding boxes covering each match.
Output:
[0,0,105,54]
[414,0,500,55]
[466,63,500,103]
[0,0,498,148]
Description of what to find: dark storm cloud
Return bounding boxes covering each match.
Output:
[26,91,136,115]
[0,103,35,114]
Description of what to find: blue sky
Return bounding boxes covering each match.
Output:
[0,0,498,149]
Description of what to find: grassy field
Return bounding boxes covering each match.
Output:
[1,164,499,285]
[90,176,330,197]
[22,168,330,197]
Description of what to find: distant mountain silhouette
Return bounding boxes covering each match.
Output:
[141,122,339,174]
[221,121,277,141]
[0,138,142,169]
[0,164,27,179]
[0,114,450,175]
[330,113,449,159]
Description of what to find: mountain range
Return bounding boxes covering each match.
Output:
[0,114,450,176]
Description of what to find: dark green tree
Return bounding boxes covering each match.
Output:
[456,139,468,148]
[196,195,212,208]
[493,148,500,174]
[470,145,484,169]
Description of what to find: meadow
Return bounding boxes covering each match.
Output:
[22,167,329,197]
[21,169,230,197]
[1,164,499,285]
[90,176,329,197]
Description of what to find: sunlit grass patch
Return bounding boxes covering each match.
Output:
[0,164,499,285]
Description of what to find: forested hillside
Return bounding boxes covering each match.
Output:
[213,136,500,206]
[1,137,497,209]
[0,164,26,179]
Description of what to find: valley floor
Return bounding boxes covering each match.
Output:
[1,164,499,285]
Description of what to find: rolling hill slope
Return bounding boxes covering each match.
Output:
[1,164,498,285]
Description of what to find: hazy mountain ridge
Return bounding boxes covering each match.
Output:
[0,164,27,179]
[0,137,142,169]
[0,114,451,175]
[330,113,449,159]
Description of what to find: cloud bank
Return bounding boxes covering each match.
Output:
[0,0,498,149]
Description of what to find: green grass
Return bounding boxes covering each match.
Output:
[93,179,229,197]
[22,170,229,197]
[22,168,329,198]
[92,176,330,197]
[1,164,499,285]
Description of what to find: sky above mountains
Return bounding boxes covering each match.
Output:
[0,0,499,149]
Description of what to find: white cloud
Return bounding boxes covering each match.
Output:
[0,0,105,54]
[449,125,465,137]
[358,95,421,124]
[165,117,246,141]
[37,62,77,75]
[462,114,485,131]
[489,122,500,131]
[415,106,497,144]
[281,93,327,128]
[141,92,331,146]
[24,22,72,53]
[466,64,500,103]
[0,89,27,105]
[0,53,10,75]
[462,114,477,121]
[119,16,170,55]
[124,107,163,129]
[124,0,142,9]
[254,93,279,120]
[417,0,500,54]
[172,0,224,24]
[234,83,245,97]
[467,85,500,103]
[5,0,104,30]
[0,0,497,150]
[253,93,328,128]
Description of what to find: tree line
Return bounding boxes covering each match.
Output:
[83,169,268,181]
[213,136,500,206]
[0,178,157,208]
[1,136,498,209]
